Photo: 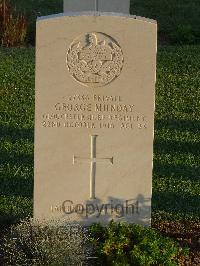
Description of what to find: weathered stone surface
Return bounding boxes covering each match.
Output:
[34,13,157,226]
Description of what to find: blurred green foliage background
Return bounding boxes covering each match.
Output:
[9,0,200,45]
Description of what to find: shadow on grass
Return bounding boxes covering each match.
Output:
[0,174,33,198]
[154,118,200,181]
[155,118,200,133]
[0,195,33,228]
[152,191,200,218]
[0,125,34,142]
[0,125,34,225]
[153,162,200,181]
[153,118,200,218]
[154,139,200,156]
[0,151,33,166]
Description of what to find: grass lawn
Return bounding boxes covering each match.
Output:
[0,45,199,228]
[0,48,35,226]
[153,45,200,221]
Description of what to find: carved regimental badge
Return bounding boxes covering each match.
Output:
[66,32,124,87]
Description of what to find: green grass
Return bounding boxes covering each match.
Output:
[0,48,35,226]
[8,0,200,45]
[0,46,200,226]
[153,46,200,221]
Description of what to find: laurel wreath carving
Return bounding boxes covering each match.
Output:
[66,33,124,87]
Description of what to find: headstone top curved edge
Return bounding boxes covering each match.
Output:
[37,12,157,25]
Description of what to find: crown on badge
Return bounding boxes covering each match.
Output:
[79,33,113,62]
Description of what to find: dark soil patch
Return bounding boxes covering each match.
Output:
[152,220,200,265]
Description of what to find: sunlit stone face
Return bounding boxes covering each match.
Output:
[34,13,157,226]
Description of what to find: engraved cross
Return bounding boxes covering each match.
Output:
[73,135,113,199]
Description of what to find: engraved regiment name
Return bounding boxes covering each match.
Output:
[41,94,147,130]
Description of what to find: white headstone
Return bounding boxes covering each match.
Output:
[34,11,157,226]
[64,0,130,14]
